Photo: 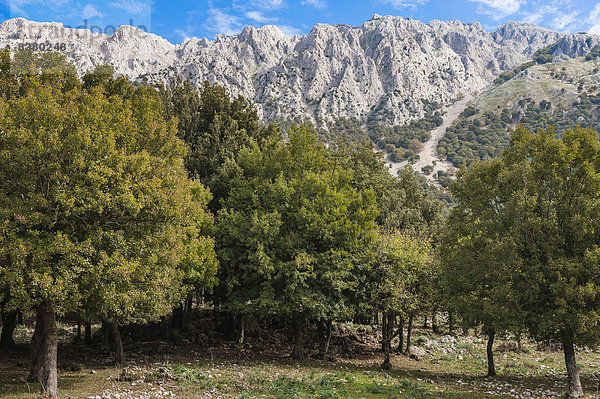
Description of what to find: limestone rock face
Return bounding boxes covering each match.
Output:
[0,16,596,126]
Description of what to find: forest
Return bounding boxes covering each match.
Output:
[1,50,600,399]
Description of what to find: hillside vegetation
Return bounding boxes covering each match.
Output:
[439,55,600,167]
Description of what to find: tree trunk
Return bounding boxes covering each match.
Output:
[381,312,386,352]
[171,305,183,330]
[84,323,92,344]
[432,313,440,334]
[404,314,413,355]
[381,312,392,369]
[1,310,18,349]
[75,321,81,344]
[486,328,496,377]
[110,322,124,364]
[157,317,169,339]
[28,301,58,398]
[28,306,45,383]
[423,315,428,329]
[317,319,332,359]
[238,317,245,345]
[516,333,522,352]
[563,339,584,397]
[181,297,193,332]
[291,316,305,360]
[101,320,111,351]
[396,317,404,353]
[198,288,205,308]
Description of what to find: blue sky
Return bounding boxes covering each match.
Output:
[0,0,599,44]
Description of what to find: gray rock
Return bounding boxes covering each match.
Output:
[0,16,595,129]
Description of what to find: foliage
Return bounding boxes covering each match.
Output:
[493,43,558,85]
[369,102,443,162]
[329,143,444,322]
[438,93,600,167]
[318,117,366,143]
[0,61,217,326]
[315,102,442,164]
[498,126,600,346]
[494,62,535,84]
[161,79,278,211]
[374,230,435,318]
[443,125,600,394]
[216,125,378,321]
[440,158,522,335]
[585,45,600,61]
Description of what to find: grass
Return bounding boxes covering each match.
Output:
[471,57,600,115]
[2,323,600,398]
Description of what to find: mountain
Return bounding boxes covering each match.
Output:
[0,16,577,127]
[438,48,600,168]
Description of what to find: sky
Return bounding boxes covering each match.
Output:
[0,0,599,44]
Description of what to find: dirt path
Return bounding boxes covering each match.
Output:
[384,95,473,182]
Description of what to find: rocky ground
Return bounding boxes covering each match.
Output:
[2,314,600,398]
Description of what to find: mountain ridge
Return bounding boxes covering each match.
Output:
[0,16,597,127]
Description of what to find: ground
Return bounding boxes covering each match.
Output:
[2,317,600,398]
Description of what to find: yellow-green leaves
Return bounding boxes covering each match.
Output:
[0,65,217,324]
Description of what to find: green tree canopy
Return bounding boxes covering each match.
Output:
[0,63,216,397]
[374,229,435,368]
[216,124,378,358]
[443,125,600,396]
[161,79,278,211]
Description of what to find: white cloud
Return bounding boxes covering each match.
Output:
[301,0,326,9]
[251,0,284,10]
[82,4,103,19]
[108,0,150,15]
[519,1,599,32]
[521,12,544,25]
[587,3,600,34]
[244,10,276,23]
[521,5,559,25]
[550,10,578,30]
[468,0,522,19]
[277,24,302,37]
[380,0,428,8]
[173,29,190,41]
[204,8,242,35]
[589,3,600,20]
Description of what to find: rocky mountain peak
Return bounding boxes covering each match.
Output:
[0,17,597,128]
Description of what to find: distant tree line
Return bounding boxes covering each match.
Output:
[316,101,443,164]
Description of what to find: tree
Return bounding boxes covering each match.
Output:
[333,143,443,332]
[440,161,522,376]
[217,125,378,359]
[503,126,600,397]
[374,230,435,369]
[0,72,216,396]
[444,125,600,396]
[82,70,220,336]
[160,79,277,330]
[161,79,277,211]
